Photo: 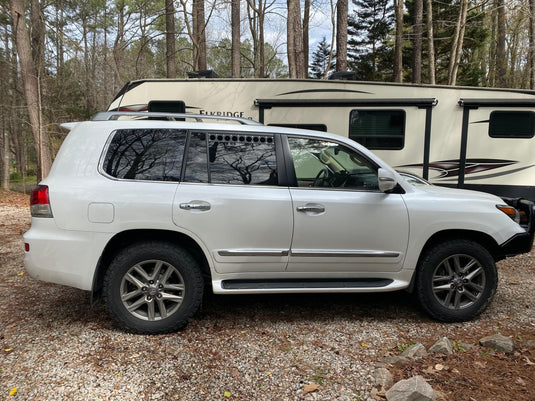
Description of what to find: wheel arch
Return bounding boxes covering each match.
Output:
[407,229,501,293]
[91,229,211,301]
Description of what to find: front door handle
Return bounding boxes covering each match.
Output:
[296,204,325,214]
[179,201,211,211]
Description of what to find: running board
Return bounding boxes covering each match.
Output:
[221,278,393,290]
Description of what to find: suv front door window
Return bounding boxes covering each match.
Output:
[286,136,409,273]
[289,137,379,190]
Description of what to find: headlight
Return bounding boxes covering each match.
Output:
[496,204,520,224]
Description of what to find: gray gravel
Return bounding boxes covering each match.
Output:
[1,202,534,400]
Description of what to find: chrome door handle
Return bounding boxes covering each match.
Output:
[179,202,211,211]
[296,205,325,213]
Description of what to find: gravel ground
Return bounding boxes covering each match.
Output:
[1,191,534,400]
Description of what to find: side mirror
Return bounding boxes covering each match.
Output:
[378,168,398,193]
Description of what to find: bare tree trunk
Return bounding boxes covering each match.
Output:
[1,26,11,189]
[231,0,241,77]
[9,37,25,184]
[447,0,468,86]
[425,0,435,84]
[393,0,404,82]
[166,0,177,78]
[246,0,268,77]
[11,0,52,180]
[325,0,336,79]
[287,0,306,78]
[303,0,310,76]
[1,123,8,190]
[113,0,126,87]
[530,0,535,89]
[193,0,207,70]
[412,0,423,83]
[496,0,506,87]
[335,0,348,72]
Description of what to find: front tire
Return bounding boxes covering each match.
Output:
[415,239,497,322]
[103,242,204,334]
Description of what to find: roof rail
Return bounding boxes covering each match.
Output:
[92,111,263,126]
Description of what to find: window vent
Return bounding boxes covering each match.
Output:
[209,134,273,144]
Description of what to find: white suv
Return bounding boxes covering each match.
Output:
[24,112,535,334]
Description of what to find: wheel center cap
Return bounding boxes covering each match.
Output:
[452,277,464,290]
[148,285,159,296]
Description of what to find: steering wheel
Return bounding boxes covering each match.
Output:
[313,168,334,187]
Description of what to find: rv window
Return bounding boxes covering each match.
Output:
[184,131,278,185]
[489,111,535,138]
[103,129,186,181]
[349,110,405,150]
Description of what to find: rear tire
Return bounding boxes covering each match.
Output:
[415,239,497,322]
[103,242,204,334]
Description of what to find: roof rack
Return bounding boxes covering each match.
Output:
[92,111,263,126]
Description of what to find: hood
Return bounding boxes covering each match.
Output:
[414,184,504,203]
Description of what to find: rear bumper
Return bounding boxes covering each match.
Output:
[23,219,110,291]
[501,197,535,256]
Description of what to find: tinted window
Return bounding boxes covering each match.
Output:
[184,132,209,182]
[489,111,535,138]
[349,110,405,149]
[288,137,378,190]
[184,132,278,185]
[103,129,186,181]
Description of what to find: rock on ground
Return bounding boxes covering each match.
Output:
[385,375,436,401]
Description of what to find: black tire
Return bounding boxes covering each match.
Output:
[415,239,497,322]
[103,241,204,334]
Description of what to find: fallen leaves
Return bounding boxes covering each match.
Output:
[516,378,527,386]
[303,383,320,395]
[9,388,18,396]
[524,356,535,366]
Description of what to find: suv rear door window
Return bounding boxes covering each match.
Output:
[184,132,278,185]
[103,129,186,181]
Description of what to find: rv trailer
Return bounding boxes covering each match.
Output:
[108,78,535,201]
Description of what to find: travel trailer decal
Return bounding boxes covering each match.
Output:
[399,159,520,179]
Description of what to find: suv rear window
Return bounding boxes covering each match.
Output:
[184,132,278,185]
[103,129,186,181]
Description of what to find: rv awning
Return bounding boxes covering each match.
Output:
[459,98,535,108]
[254,98,438,108]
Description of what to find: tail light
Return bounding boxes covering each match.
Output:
[30,185,53,218]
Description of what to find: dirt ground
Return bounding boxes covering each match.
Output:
[1,189,534,400]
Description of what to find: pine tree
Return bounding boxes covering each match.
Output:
[348,0,394,81]
[309,37,333,79]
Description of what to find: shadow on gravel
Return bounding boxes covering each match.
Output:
[197,290,426,325]
[9,280,426,332]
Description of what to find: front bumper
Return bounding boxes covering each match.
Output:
[501,197,535,256]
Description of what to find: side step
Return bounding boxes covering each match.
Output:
[221,278,393,290]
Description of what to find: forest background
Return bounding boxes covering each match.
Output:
[1,0,534,185]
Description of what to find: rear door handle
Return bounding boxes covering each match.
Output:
[296,204,325,214]
[179,201,211,211]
